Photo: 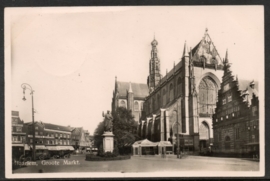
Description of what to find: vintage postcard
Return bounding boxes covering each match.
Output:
[5,6,265,178]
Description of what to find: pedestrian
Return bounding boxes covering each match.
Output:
[161,147,165,158]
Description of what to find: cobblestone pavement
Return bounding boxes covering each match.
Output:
[12,154,259,174]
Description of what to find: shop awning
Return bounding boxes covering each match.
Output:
[30,145,48,150]
[67,146,75,151]
[46,146,61,151]
[245,142,259,146]
[157,141,173,147]
[12,144,24,147]
[46,146,75,151]
[58,146,75,151]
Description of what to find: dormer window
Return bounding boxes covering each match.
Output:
[223,98,226,105]
[227,91,232,102]
[252,106,258,116]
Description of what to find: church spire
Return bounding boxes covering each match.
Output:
[205,28,208,36]
[115,76,118,92]
[148,37,162,93]
[182,41,189,58]
[128,82,133,93]
[224,49,229,64]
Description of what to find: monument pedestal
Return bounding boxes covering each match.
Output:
[102,132,114,153]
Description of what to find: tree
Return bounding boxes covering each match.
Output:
[112,107,140,153]
[93,121,104,148]
[93,107,140,155]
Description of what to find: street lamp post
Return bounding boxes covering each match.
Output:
[174,97,181,159]
[176,110,180,159]
[21,83,35,161]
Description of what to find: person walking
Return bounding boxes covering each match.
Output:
[161,147,166,158]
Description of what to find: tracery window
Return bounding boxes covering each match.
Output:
[199,122,209,140]
[120,100,126,108]
[157,94,160,109]
[177,77,182,96]
[163,89,166,106]
[152,97,156,111]
[198,77,218,115]
[134,101,139,111]
[169,83,174,102]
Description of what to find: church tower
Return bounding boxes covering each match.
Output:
[147,38,162,93]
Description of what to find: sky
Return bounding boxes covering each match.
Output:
[6,6,264,135]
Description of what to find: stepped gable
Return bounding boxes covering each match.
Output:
[117,81,148,99]
[191,29,223,67]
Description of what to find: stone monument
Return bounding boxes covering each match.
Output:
[102,110,114,153]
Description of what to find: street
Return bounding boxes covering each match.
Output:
[13,154,259,173]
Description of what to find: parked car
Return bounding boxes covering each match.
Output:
[50,150,71,159]
[21,149,51,161]
[199,147,213,156]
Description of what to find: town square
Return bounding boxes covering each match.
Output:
[13,154,259,173]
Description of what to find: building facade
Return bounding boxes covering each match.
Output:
[12,111,26,159]
[140,29,224,152]
[111,79,149,122]
[71,127,92,151]
[212,55,259,156]
[23,122,74,151]
[111,29,225,152]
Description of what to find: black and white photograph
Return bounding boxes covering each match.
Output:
[5,6,264,178]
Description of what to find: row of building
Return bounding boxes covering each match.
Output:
[111,29,260,156]
[12,111,93,158]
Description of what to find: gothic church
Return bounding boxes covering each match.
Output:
[112,29,225,152]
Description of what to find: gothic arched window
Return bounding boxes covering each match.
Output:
[134,101,139,111]
[199,122,210,140]
[152,97,156,111]
[163,88,166,106]
[120,100,126,108]
[198,77,218,116]
[177,77,181,97]
[157,94,160,109]
[170,83,174,102]
[149,99,152,113]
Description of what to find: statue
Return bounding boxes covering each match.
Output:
[102,110,113,132]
